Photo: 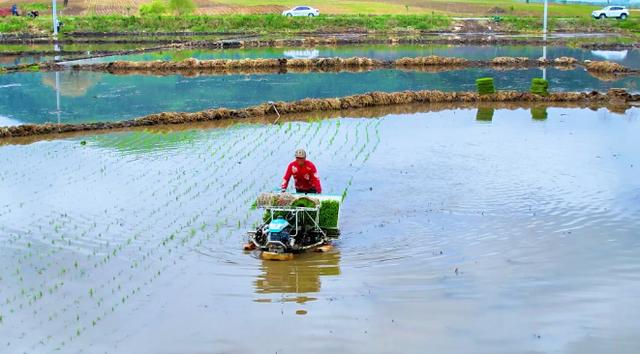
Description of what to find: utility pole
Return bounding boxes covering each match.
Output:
[52,0,61,125]
[543,0,548,38]
[52,0,58,37]
[542,0,548,80]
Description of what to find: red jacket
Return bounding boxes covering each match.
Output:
[281,160,322,193]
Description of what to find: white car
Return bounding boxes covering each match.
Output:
[592,6,629,19]
[282,6,320,17]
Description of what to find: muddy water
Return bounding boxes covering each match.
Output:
[73,44,640,69]
[1,106,639,353]
[1,68,639,125]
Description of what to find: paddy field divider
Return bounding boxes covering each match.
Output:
[1,88,637,139]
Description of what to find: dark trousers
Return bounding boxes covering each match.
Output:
[296,188,317,194]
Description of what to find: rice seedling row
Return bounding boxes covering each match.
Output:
[3,127,260,346]
[0,116,381,352]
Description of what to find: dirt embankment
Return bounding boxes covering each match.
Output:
[583,60,629,73]
[1,88,637,139]
[4,57,636,80]
[4,99,625,146]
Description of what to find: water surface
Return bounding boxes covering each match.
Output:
[73,44,640,69]
[1,68,638,125]
[1,106,639,353]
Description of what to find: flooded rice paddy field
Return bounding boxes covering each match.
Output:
[1,44,639,126]
[1,106,640,353]
[68,44,640,69]
[2,42,639,68]
[0,43,161,67]
[0,67,638,125]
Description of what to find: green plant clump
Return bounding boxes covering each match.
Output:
[319,200,340,229]
[168,0,196,15]
[476,77,496,95]
[139,0,168,16]
[291,198,317,208]
[530,78,549,96]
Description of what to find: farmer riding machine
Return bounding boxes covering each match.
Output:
[245,192,342,260]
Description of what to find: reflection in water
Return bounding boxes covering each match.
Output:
[531,107,548,120]
[476,107,494,122]
[41,71,99,97]
[74,45,640,69]
[254,250,341,303]
[283,49,320,59]
[591,50,628,61]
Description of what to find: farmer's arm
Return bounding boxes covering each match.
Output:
[281,163,293,191]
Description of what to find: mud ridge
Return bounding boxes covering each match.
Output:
[584,60,629,73]
[1,88,637,139]
[1,100,633,146]
[4,56,637,78]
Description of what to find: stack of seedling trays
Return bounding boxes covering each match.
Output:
[531,78,549,96]
[476,77,496,95]
[318,198,340,231]
[257,192,342,237]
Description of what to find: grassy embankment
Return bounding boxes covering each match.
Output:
[0,0,639,36]
[1,14,452,33]
[2,13,639,36]
[0,0,612,16]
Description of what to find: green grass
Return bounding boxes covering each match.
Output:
[430,0,598,17]
[0,13,451,33]
[179,0,600,16]
[501,15,640,34]
[0,10,638,36]
[23,2,50,11]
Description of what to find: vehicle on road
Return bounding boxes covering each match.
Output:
[592,6,629,19]
[282,6,320,17]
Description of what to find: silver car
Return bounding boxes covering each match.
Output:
[282,6,320,17]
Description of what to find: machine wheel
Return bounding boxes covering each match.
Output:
[599,14,606,19]
[314,244,333,253]
[308,13,314,17]
[620,14,627,20]
[286,13,292,17]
